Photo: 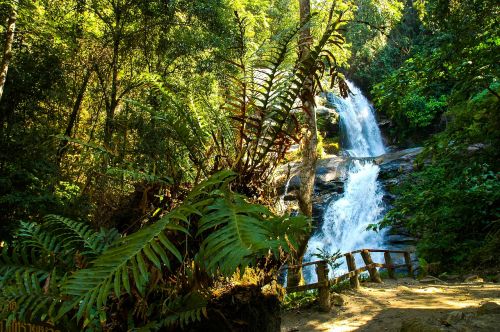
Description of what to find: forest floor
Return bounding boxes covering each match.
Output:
[281,278,500,331]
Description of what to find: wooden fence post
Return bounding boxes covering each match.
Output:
[384,251,396,279]
[345,253,360,289]
[361,250,382,283]
[315,261,330,311]
[404,252,413,278]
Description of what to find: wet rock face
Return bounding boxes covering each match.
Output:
[277,147,424,249]
[374,148,424,250]
[376,147,424,187]
[282,156,348,194]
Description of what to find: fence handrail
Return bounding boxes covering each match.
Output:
[283,248,414,311]
[286,248,414,269]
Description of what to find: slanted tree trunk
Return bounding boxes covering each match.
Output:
[0,1,18,103]
[288,0,318,288]
[57,69,92,165]
[56,0,90,166]
[104,32,120,151]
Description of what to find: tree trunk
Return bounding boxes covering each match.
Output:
[57,69,92,165]
[0,1,18,104]
[288,0,318,288]
[104,32,120,151]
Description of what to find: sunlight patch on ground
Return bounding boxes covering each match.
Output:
[281,278,500,332]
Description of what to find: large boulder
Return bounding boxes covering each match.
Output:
[316,106,340,138]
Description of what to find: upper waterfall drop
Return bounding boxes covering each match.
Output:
[326,82,386,158]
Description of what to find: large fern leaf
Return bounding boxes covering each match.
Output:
[196,192,309,275]
[62,210,189,320]
[61,170,237,321]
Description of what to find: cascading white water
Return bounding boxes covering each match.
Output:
[305,81,387,281]
[330,84,386,158]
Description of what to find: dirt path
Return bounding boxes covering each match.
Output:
[281,278,500,331]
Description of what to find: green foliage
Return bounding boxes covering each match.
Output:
[368,0,499,143]
[0,0,238,234]
[0,171,309,329]
[282,290,318,310]
[372,54,449,137]
[197,193,308,274]
[381,101,500,269]
[346,0,416,93]
[0,214,117,328]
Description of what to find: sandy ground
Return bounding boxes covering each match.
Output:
[281,278,500,332]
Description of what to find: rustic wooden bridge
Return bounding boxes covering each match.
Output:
[285,249,414,311]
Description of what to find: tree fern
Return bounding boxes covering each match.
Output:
[215,11,350,194]
[227,19,304,171]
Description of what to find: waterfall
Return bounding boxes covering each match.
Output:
[328,83,386,158]
[278,176,292,213]
[305,81,387,281]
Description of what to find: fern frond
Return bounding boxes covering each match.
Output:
[0,269,71,324]
[0,246,50,288]
[43,214,119,257]
[197,192,310,275]
[62,213,188,320]
[197,194,276,274]
[61,170,237,321]
[17,221,62,255]
[161,292,208,328]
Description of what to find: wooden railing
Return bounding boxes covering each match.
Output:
[284,249,414,311]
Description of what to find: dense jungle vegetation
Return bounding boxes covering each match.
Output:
[0,0,498,330]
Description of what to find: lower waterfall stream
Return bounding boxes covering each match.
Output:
[304,81,389,282]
